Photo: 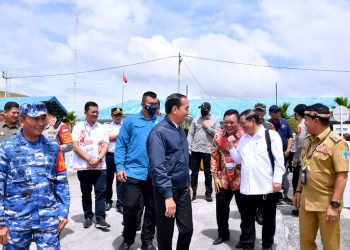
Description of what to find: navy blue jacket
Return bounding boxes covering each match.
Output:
[147,116,190,199]
[269,118,293,151]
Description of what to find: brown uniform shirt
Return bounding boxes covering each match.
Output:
[0,121,21,142]
[301,127,349,211]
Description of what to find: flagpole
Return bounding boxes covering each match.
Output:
[122,83,125,109]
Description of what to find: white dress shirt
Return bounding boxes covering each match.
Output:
[72,121,109,170]
[103,121,122,153]
[229,126,285,195]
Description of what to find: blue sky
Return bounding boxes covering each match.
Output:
[1,0,350,115]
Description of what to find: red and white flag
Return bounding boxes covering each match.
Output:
[122,71,128,85]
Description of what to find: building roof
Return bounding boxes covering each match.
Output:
[96,97,342,120]
[0,96,68,117]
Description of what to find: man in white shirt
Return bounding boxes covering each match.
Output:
[104,107,123,212]
[229,109,285,250]
[72,101,109,229]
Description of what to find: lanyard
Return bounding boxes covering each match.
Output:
[306,130,331,159]
[84,123,95,138]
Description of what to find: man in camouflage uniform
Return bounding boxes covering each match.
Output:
[0,102,70,249]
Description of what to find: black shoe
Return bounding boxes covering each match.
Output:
[141,243,156,250]
[262,247,272,250]
[105,203,112,211]
[119,242,131,250]
[235,240,243,248]
[95,219,111,229]
[292,209,299,216]
[116,205,124,214]
[213,237,228,245]
[284,196,293,203]
[191,193,196,201]
[277,199,287,206]
[83,218,93,228]
[205,195,213,202]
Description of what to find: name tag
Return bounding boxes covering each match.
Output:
[85,139,93,145]
[86,145,98,159]
[225,157,234,171]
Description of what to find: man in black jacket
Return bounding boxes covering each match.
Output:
[147,93,193,250]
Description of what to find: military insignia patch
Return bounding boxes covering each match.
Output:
[341,150,349,160]
[17,169,25,178]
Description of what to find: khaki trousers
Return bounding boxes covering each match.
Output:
[299,205,341,250]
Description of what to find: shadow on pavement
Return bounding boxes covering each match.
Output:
[278,206,295,216]
[60,228,74,240]
[71,214,85,223]
[229,210,241,220]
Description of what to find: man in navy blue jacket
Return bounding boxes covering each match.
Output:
[147,93,193,250]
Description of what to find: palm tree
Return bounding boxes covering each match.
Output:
[279,102,290,119]
[63,111,77,129]
[333,97,350,109]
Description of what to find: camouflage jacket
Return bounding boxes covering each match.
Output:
[0,129,70,229]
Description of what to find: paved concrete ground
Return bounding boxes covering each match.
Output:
[27,172,350,249]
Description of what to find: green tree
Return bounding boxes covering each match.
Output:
[279,102,291,119]
[333,97,350,109]
[63,111,77,129]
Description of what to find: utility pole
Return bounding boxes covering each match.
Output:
[73,16,78,112]
[177,52,182,93]
[275,82,278,105]
[2,71,11,98]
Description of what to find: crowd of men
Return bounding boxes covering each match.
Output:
[0,95,348,250]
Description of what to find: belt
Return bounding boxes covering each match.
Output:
[107,152,114,155]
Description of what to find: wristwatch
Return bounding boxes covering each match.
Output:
[330,200,340,209]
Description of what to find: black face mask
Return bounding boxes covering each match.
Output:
[201,109,209,116]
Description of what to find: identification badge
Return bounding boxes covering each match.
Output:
[85,139,93,145]
[86,145,98,159]
[301,168,307,184]
[225,157,234,171]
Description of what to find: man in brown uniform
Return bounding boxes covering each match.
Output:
[293,103,349,250]
[0,102,20,142]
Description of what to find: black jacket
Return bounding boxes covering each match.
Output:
[147,116,190,198]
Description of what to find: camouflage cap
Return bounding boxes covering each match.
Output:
[20,102,47,117]
[254,103,266,111]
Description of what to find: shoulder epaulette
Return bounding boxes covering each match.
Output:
[329,132,342,143]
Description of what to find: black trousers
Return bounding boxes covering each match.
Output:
[153,188,193,250]
[123,177,155,245]
[240,193,279,249]
[77,170,106,220]
[216,188,242,240]
[105,153,125,206]
[292,165,301,195]
[190,151,212,196]
[281,157,290,199]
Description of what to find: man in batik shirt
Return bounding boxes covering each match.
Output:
[211,109,243,247]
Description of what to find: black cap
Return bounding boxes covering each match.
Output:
[269,105,280,113]
[254,103,266,111]
[198,102,211,109]
[111,107,123,115]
